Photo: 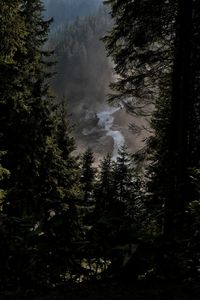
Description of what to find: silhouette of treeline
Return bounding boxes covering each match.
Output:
[44,0,102,27]
[1,0,200,296]
[47,5,113,124]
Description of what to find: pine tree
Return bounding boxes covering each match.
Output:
[0,0,81,288]
[80,148,95,204]
[1,0,53,218]
[104,0,200,279]
[94,153,114,217]
[113,147,136,215]
[103,0,175,114]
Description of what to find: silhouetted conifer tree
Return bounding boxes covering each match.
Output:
[0,0,80,288]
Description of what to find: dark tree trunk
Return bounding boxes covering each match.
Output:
[164,0,193,241]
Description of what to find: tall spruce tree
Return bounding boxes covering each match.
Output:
[80,148,95,204]
[0,0,80,288]
[104,0,200,279]
[94,153,114,217]
[113,147,135,210]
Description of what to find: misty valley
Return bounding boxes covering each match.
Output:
[45,1,147,161]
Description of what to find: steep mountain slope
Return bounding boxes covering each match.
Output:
[45,2,147,160]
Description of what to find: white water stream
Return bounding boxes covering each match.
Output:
[97,107,125,159]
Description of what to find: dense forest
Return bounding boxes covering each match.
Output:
[49,6,112,113]
[1,0,200,299]
[46,5,121,157]
[43,0,102,27]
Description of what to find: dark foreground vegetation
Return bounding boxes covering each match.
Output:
[1,281,200,300]
[1,0,200,299]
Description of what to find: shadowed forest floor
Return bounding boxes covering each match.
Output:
[2,281,200,300]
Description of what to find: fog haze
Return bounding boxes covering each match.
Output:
[44,0,148,160]
[43,0,102,27]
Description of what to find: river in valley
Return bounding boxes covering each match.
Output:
[97,107,125,159]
